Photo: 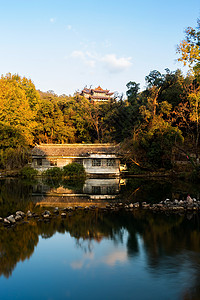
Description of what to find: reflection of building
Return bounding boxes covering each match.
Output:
[81,86,114,102]
[32,178,121,206]
[83,178,120,200]
[31,144,120,176]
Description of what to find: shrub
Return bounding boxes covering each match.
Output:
[63,163,86,178]
[42,167,63,178]
[20,166,38,179]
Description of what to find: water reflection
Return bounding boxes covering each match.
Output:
[1,178,200,299]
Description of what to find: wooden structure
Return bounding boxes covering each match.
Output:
[80,86,114,102]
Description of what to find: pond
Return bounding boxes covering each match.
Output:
[0,177,200,300]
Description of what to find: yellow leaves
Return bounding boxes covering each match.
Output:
[0,74,37,146]
[188,90,200,123]
[177,22,200,74]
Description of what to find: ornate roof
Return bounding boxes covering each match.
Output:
[92,86,109,93]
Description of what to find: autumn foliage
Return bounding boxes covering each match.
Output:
[0,20,200,171]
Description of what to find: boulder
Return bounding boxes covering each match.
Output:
[16,211,25,217]
[3,218,10,226]
[42,210,51,216]
[43,214,50,219]
[15,215,22,221]
[187,195,193,204]
[7,215,16,224]
[27,210,33,218]
[61,213,66,218]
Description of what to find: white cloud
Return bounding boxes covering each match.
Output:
[71,50,96,68]
[70,50,132,73]
[102,54,132,73]
[50,18,56,23]
[67,24,72,30]
[101,250,128,266]
[70,252,94,270]
[71,50,85,60]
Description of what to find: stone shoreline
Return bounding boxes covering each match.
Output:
[0,197,199,228]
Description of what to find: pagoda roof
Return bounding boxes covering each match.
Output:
[82,88,91,94]
[92,86,109,93]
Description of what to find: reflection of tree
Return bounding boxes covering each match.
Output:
[0,222,39,278]
[0,179,35,217]
[120,178,200,203]
[1,199,200,300]
[75,238,94,253]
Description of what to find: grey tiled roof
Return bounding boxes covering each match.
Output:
[32,144,120,157]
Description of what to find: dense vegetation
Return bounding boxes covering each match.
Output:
[0,20,199,172]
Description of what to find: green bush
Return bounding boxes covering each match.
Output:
[19,166,38,179]
[42,167,63,178]
[63,163,86,178]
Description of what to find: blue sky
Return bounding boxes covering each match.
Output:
[0,0,199,96]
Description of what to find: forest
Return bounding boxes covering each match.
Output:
[0,20,199,173]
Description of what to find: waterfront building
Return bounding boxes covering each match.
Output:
[31,144,120,176]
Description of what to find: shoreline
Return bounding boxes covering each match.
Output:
[1,199,199,229]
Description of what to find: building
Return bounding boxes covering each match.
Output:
[81,86,114,102]
[31,144,120,176]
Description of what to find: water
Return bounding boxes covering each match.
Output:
[0,178,200,300]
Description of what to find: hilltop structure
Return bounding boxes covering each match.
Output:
[80,86,114,102]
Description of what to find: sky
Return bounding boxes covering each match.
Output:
[0,0,199,97]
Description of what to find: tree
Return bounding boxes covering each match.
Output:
[126,81,140,105]
[145,70,164,88]
[177,19,200,80]
[0,73,36,145]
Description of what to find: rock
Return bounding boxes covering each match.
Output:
[16,211,25,217]
[3,218,10,226]
[27,210,33,218]
[187,195,193,204]
[62,208,67,212]
[7,215,16,224]
[61,213,66,218]
[129,204,134,208]
[0,217,3,222]
[15,215,22,221]
[33,214,39,218]
[143,204,150,209]
[42,210,51,216]
[43,214,50,219]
